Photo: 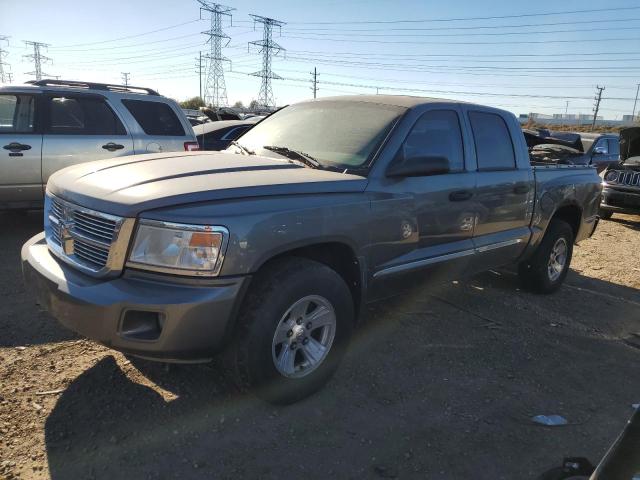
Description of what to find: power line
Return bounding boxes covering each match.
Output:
[283,6,640,24]
[249,14,286,108]
[23,40,53,80]
[283,16,640,32]
[592,86,605,130]
[0,36,11,84]
[198,1,234,107]
[50,19,202,48]
[282,34,640,45]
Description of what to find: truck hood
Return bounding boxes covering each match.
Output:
[47,151,368,217]
[620,127,640,163]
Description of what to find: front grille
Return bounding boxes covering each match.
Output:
[605,169,640,187]
[45,194,133,277]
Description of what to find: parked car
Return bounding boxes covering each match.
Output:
[193,118,261,151]
[0,79,198,210]
[599,127,640,219]
[528,131,620,173]
[21,95,601,404]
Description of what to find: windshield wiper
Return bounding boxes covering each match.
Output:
[262,145,322,169]
[230,140,255,155]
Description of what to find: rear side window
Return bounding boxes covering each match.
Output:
[47,96,126,135]
[0,94,35,133]
[122,100,185,136]
[400,110,465,172]
[221,126,250,141]
[469,111,516,170]
[608,138,620,156]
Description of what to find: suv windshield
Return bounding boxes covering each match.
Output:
[232,101,404,170]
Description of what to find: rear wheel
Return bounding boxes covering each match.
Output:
[225,257,354,404]
[518,219,574,294]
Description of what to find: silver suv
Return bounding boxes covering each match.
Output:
[0,79,198,210]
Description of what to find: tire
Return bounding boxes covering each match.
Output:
[225,257,355,404]
[599,209,613,220]
[518,219,574,294]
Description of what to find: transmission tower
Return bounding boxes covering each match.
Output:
[248,15,286,109]
[310,67,318,99]
[591,85,605,131]
[198,1,234,108]
[0,36,11,84]
[23,41,52,80]
[121,72,130,86]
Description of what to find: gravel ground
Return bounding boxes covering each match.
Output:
[0,211,639,480]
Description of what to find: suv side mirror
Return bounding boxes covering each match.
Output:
[386,155,450,177]
[593,146,607,155]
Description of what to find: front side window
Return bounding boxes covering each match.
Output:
[235,101,405,169]
[399,110,465,172]
[0,94,35,133]
[47,96,126,135]
[469,111,516,170]
[122,100,185,136]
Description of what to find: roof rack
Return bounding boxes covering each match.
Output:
[25,79,159,96]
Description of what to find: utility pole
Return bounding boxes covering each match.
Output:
[310,67,318,99]
[249,14,286,109]
[591,85,605,131]
[23,41,52,80]
[195,51,204,100]
[121,72,130,86]
[565,101,569,116]
[0,36,11,84]
[198,1,234,108]
[632,83,640,121]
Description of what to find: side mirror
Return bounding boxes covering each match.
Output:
[593,146,607,155]
[386,155,450,177]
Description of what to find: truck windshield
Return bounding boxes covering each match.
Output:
[232,101,405,170]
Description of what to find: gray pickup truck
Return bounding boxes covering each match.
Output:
[22,96,601,403]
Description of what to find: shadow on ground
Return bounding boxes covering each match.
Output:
[0,211,78,347]
[43,270,640,480]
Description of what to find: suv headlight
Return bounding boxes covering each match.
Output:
[127,220,228,276]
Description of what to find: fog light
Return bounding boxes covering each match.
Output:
[121,310,164,341]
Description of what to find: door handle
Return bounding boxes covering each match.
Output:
[102,142,125,152]
[3,142,31,152]
[449,190,473,202]
[513,184,531,194]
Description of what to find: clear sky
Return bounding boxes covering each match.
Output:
[1,0,639,119]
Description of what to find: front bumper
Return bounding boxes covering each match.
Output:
[21,232,248,362]
[601,186,640,214]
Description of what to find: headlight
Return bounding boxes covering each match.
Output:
[127,220,228,276]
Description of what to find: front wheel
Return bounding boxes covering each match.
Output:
[225,257,354,404]
[518,219,574,294]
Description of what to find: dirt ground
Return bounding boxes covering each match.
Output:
[0,211,639,480]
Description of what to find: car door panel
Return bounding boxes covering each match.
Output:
[465,109,533,273]
[0,93,43,205]
[367,108,477,287]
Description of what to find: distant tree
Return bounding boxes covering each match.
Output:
[232,100,244,108]
[249,99,260,110]
[180,96,206,109]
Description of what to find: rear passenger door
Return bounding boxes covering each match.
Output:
[466,109,534,272]
[41,94,134,184]
[120,99,189,154]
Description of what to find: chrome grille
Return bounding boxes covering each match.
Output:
[44,194,135,277]
[605,169,640,187]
